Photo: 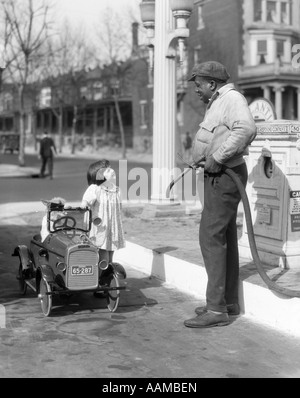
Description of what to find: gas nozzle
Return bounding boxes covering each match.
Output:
[176,152,205,170]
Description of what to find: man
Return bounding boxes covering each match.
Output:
[39,131,57,179]
[184,61,257,329]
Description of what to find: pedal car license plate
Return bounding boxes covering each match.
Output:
[71,266,93,276]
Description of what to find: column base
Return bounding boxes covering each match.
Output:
[141,202,200,220]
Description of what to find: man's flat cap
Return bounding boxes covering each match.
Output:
[188,61,230,82]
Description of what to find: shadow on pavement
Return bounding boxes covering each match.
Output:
[0,224,159,318]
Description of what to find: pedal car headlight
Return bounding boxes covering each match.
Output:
[56,262,67,272]
[99,260,109,271]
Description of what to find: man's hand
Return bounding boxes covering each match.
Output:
[204,155,223,174]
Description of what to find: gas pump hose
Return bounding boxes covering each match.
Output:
[224,166,300,298]
[167,161,300,298]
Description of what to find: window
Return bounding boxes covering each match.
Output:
[281,2,288,23]
[93,82,103,101]
[39,87,51,108]
[258,40,267,54]
[254,0,263,21]
[80,86,92,101]
[253,0,292,25]
[257,40,267,63]
[2,93,13,111]
[276,39,285,57]
[197,5,205,30]
[267,1,277,22]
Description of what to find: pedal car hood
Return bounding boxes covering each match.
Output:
[43,233,94,252]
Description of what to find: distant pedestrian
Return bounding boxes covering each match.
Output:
[38,131,57,180]
[183,132,193,162]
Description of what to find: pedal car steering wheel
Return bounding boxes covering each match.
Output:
[53,216,76,231]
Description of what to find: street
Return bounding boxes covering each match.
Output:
[2,216,300,379]
[0,152,197,205]
[0,152,149,204]
[2,150,300,379]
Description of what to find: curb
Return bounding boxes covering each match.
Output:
[114,242,300,338]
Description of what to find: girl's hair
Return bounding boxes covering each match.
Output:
[95,167,108,185]
[87,160,110,186]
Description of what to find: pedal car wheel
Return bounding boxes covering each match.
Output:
[39,278,52,317]
[18,265,27,296]
[106,274,120,313]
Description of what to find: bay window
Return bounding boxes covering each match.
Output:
[253,0,292,25]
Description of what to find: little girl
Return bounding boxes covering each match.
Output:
[81,163,125,265]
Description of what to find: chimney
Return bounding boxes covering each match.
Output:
[132,22,139,57]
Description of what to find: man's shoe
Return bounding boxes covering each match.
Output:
[195,303,240,316]
[184,312,230,328]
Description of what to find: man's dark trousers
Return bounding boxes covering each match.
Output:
[199,163,248,313]
[40,156,54,178]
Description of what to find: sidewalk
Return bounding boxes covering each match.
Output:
[1,151,300,338]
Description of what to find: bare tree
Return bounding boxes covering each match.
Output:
[0,0,53,166]
[93,6,140,160]
[41,21,95,154]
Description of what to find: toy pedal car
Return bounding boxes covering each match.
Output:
[12,204,126,317]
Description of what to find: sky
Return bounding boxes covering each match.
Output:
[55,0,141,29]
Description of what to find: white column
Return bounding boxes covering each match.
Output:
[151,0,177,203]
[263,85,271,101]
[297,87,300,120]
[273,85,285,119]
[286,88,294,120]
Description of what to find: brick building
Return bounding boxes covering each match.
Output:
[183,0,300,137]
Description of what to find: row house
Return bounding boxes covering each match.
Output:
[0,64,134,149]
[0,22,152,153]
[37,65,134,148]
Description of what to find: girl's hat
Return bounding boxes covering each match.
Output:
[42,197,66,210]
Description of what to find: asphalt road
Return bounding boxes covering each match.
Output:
[2,217,300,379]
[2,152,300,379]
[0,152,198,205]
[0,153,150,204]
